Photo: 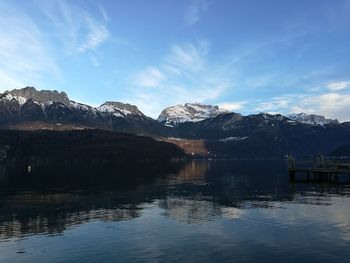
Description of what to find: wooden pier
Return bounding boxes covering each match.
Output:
[288,155,350,183]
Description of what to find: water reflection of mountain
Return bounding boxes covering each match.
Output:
[1,160,350,240]
[0,162,182,239]
[0,161,182,193]
[0,199,140,240]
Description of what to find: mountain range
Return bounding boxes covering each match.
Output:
[1,87,350,158]
[158,103,228,127]
[0,87,168,136]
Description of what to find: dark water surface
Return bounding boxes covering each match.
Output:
[0,160,350,262]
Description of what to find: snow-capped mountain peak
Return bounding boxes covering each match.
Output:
[4,86,70,106]
[97,102,144,117]
[0,87,146,122]
[157,102,228,126]
[287,113,339,126]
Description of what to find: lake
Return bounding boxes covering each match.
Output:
[0,160,350,262]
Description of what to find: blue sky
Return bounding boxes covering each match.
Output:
[1,0,350,120]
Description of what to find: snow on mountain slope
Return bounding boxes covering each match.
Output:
[2,93,28,105]
[0,87,343,130]
[157,103,228,126]
[97,102,144,117]
[5,86,70,105]
[287,113,339,126]
[1,90,96,115]
[0,87,146,120]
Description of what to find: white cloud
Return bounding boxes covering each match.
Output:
[78,17,109,53]
[165,41,209,72]
[218,102,246,111]
[36,0,110,54]
[0,2,58,91]
[135,67,165,88]
[327,81,350,91]
[291,92,350,121]
[0,0,112,91]
[249,92,350,122]
[254,97,290,113]
[185,0,208,25]
[124,40,233,118]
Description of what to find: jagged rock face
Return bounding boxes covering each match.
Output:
[157,103,228,127]
[0,87,145,123]
[0,88,96,124]
[0,99,18,123]
[1,86,350,158]
[98,102,144,117]
[0,87,167,136]
[45,102,76,121]
[20,99,46,121]
[173,112,293,139]
[172,111,350,158]
[8,98,21,115]
[5,86,70,106]
[287,113,339,126]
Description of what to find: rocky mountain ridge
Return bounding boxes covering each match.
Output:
[286,113,339,126]
[1,87,144,118]
[1,87,342,128]
[4,86,70,105]
[1,87,349,158]
[157,103,228,127]
[0,87,163,136]
[98,101,144,117]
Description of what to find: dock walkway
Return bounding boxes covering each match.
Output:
[288,155,350,183]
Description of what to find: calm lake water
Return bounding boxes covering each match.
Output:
[0,160,350,263]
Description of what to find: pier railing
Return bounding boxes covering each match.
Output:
[287,155,350,183]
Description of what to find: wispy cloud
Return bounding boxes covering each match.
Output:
[254,96,291,113]
[0,0,112,91]
[0,1,58,91]
[165,41,209,72]
[218,102,246,112]
[135,67,165,88]
[291,93,350,121]
[185,0,209,25]
[327,81,350,91]
[78,17,110,53]
[99,4,110,22]
[249,89,350,122]
[36,0,110,55]
[125,40,234,117]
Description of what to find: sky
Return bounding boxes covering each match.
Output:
[1,0,350,121]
